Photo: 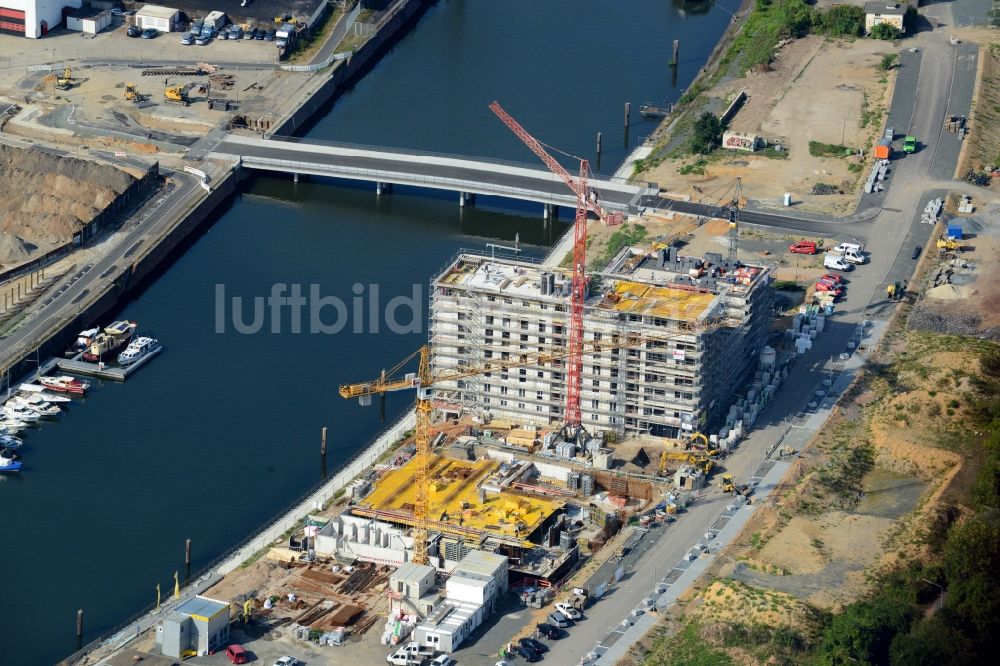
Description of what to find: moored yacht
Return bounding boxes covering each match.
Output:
[64,327,100,358]
[82,320,137,362]
[117,337,161,367]
[38,376,90,394]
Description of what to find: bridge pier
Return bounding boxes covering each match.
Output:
[376,182,392,196]
[459,191,474,208]
[543,203,558,222]
[293,173,300,183]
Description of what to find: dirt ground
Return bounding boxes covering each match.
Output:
[647,35,896,214]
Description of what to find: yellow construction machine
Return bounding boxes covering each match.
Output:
[660,449,714,475]
[164,83,195,105]
[936,236,959,251]
[55,66,74,90]
[123,83,143,103]
[720,473,735,493]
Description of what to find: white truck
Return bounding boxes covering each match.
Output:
[831,242,867,265]
[386,642,435,665]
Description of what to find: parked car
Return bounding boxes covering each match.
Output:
[126,25,141,37]
[195,34,210,45]
[554,602,582,620]
[911,245,922,260]
[243,26,255,39]
[179,32,193,45]
[140,27,158,39]
[903,135,917,153]
[519,637,548,654]
[536,623,562,640]
[516,646,541,662]
[225,644,248,664]
[431,656,454,666]
[273,658,300,666]
[254,28,265,39]
[789,240,818,255]
[820,273,845,285]
[264,29,276,40]
[823,254,851,271]
[547,611,572,628]
[275,39,287,49]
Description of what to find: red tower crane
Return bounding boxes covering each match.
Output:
[489,101,619,438]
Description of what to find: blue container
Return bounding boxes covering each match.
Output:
[947,224,963,240]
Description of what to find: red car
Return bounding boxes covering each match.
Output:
[225,645,248,665]
[814,281,842,296]
[789,241,818,255]
[820,273,845,284]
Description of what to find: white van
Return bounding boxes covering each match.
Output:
[832,242,862,254]
[824,254,851,271]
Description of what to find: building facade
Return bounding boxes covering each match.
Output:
[429,249,772,438]
[864,2,909,34]
[0,0,81,38]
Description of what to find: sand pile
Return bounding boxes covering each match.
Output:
[0,144,135,251]
[0,231,35,264]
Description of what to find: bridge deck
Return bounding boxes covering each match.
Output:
[212,135,654,211]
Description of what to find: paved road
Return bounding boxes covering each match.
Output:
[0,166,202,370]
[213,135,652,211]
[540,9,986,664]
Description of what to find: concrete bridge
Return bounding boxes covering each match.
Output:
[212,135,657,216]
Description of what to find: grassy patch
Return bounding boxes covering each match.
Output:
[590,223,648,270]
[808,140,851,158]
[678,159,708,175]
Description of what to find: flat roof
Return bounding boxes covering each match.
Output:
[136,5,180,19]
[604,281,718,320]
[392,562,436,585]
[174,595,229,621]
[420,599,481,637]
[454,550,507,579]
[359,455,562,543]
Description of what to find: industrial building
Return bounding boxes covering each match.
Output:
[429,247,773,438]
[864,2,910,34]
[0,0,81,37]
[156,595,231,658]
[134,4,179,32]
[412,550,508,653]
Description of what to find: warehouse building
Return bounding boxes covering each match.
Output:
[0,0,81,37]
[134,3,179,32]
[429,247,772,438]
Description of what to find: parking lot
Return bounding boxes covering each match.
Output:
[0,14,283,68]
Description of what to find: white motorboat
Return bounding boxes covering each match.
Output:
[23,390,71,404]
[0,421,25,435]
[3,403,40,422]
[0,434,22,448]
[118,336,161,367]
[12,396,60,417]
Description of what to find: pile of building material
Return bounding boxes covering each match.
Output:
[957,195,975,214]
[921,197,944,224]
[864,158,890,193]
[787,308,826,354]
[716,345,788,450]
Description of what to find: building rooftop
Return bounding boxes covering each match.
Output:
[174,595,229,621]
[358,455,562,545]
[420,599,481,637]
[453,550,508,579]
[136,5,180,19]
[392,562,436,585]
[864,2,907,15]
[434,252,757,324]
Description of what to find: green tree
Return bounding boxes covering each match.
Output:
[816,596,916,665]
[869,23,902,41]
[691,112,724,154]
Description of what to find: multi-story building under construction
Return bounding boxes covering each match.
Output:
[429,245,773,438]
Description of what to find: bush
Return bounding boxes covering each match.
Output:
[691,112,724,154]
[870,23,902,41]
[815,5,865,37]
[880,53,900,70]
[816,596,916,664]
[809,140,851,158]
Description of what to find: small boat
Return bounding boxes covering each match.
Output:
[12,396,60,417]
[3,403,40,423]
[118,336,161,367]
[18,388,71,404]
[64,327,100,358]
[0,434,22,449]
[82,320,137,362]
[0,448,22,473]
[0,419,25,434]
[38,376,90,394]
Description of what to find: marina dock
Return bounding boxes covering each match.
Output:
[55,346,161,381]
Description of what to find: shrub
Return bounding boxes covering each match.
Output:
[691,112,724,154]
[870,23,902,41]
[880,52,900,70]
[815,5,865,37]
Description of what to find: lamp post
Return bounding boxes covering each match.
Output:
[922,578,944,611]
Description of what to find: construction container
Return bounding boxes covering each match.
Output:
[947,223,963,240]
[593,449,612,470]
[874,143,890,160]
[580,474,595,497]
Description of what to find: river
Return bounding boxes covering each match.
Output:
[0,1,739,661]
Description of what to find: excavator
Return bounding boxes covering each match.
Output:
[55,66,74,90]
[936,235,959,252]
[660,449,714,475]
[123,83,144,104]
[164,83,196,105]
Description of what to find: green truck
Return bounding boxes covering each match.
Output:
[903,136,917,153]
